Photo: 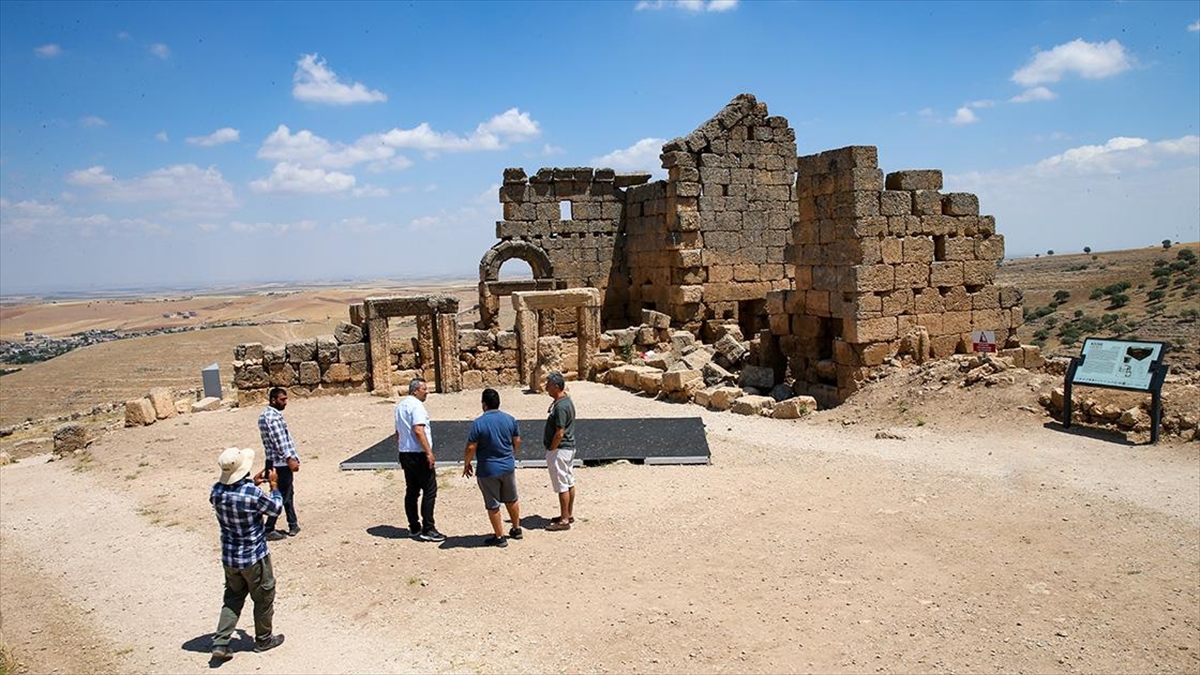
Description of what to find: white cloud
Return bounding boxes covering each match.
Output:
[1011,39,1132,87]
[292,53,386,105]
[117,32,131,40]
[1034,135,1198,175]
[149,43,170,59]
[351,184,390,197]
[949,107,979,125]
[538,143,566,156]
[1010,86,1057,103]
[590,137,666,172]
[967,99,995,108]
[1189,20,1200,32]
[249,163,356,194]
[228,219,317,234]
[186,127,240,147]
[34,44,63,58]
[366,156,414,173]
[155,131,169,142]
[80,116,108,128]
[635,0,737,12]
[331,217,388,233]
[0,199,164,237]
[375,108,542,154]
[949,137,1199,255]
[258,124,394,169]
[65,164,238,213]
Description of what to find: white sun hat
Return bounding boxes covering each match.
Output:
[217,447,255,485]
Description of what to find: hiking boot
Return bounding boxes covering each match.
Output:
[265,530,288,541]
[508,526,523,540]
[287,524,301,537]
[211,644,232,661]
[484,535,508,548]
[419,528,446,543]
[254,634,285,653]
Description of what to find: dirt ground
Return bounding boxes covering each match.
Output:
[2,377,1197,674]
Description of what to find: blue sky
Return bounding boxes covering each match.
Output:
[1,0,1198,294]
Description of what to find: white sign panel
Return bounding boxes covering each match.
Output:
[1072,339,1164,391]
[971,330,996,353]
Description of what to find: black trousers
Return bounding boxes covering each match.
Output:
[398,452,437,532]
[264,464,297,531]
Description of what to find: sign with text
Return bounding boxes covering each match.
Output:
[971,330,996,353]
[1071,338,1165,391]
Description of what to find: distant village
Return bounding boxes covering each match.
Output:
[0,317,303,369]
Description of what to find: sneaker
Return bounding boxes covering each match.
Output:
[408,525,423,538]
[508,526,523,540]
[254,634,285,653]
[484,535,508,548]
[211,644,232,661]
[265,530,288,541]
[287,524,301,537]
[418,529,446,543]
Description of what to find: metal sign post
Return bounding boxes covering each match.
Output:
[1063,338,1169,444]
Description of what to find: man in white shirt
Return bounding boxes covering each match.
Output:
[393,378,444,542]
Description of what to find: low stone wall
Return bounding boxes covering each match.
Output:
[231,322,370,406]
[457,329,522,389]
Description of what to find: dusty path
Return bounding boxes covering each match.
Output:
[2,382,1197,674]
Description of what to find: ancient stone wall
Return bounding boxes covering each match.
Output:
[636,94,797,339]
[765,145,1023,405]
[232,323,370,407]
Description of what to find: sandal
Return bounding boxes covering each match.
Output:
[546,520,571,531]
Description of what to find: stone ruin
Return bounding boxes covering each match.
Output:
[230,93,1027,410]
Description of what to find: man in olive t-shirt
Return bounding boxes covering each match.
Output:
[542,371,576,531]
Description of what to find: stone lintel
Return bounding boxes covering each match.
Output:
[487,279,557,296]
[512,288,602,312]
[364,295,459,319]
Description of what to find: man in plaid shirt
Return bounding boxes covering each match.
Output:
[210,446,285,661]
[259,387,301,540]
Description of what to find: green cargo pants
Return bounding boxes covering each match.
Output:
[212,554,275,646]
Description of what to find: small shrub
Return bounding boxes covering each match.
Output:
[1109,293,1130,308]
[1089,289,1104,300]
[1073,309,1083,318]
[1053,290,1071,304]
[1148,289,1166,301]
[1179,248,1197,262]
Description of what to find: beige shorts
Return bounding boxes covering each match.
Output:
[546,449,576,493]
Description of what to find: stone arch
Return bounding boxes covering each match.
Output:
[479,240,554,282]
[477,240,556,328]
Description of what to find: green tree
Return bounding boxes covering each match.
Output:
[1162,239,1173,249]
[1083,246,1092,254]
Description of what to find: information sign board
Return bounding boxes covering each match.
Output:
[1071,339,1164,391]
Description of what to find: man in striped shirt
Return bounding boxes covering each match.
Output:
[210,447,285,661]
[259,387,301,540]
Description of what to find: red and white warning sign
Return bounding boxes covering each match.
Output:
[972,330,996,353]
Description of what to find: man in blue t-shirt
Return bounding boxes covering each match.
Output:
[462,388,522,547]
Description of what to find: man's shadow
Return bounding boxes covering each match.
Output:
[181,629,252,668]
[366,524,411,539]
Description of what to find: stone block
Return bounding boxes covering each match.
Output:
[496,331,518,350]
[268,364,296,387]
[963,260,998,286]
[234,365,269,390]
[844,316,898,344]
[338,343,367,363]
[125,398,156,427]
[976,234,1005,261]
[930,261,964,287]
[739,365,775,390]
[702,361,736,386]
[942,311,973,334]
[262,345,285,367]
[879,190,911,216]
[943,236,976,262]
[286,339,317,364]
[192,397,222,413]
[885,170,943,191]
[880,238,903,265]
[732,395,775,416]
[942,193,979,216]
[148,387,177,419]
[323,363,351,384]
[914,288,945,313]
[662,369,702,392]
[53,423,88,455]
[235,343,264,361]
[772,396,819,419]
[316,336,339,366]
[238,389,268,408]
[850,265,894,293]
[708,386,745,411]
[637,371,663,396]
[894,262,930,289]
[298,361,321,385]
[334,322,363,345]
[349,360,369,383]
[683,349,713,371]
[174,399,191,415]
[912,190,943,216]
[714,334,747,364]
[903,236,935,263]
[459,329,494,351]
